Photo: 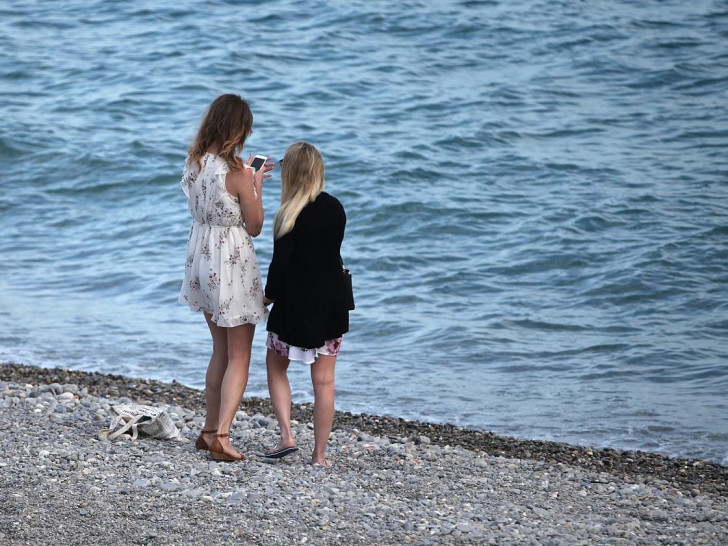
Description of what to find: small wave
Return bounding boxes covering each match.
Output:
[0,136,24,159]
[1,0,727,464]
[570,214,627,233]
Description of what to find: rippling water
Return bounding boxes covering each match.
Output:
[1,0,727,462]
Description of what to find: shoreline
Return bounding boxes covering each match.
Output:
[1,362,726,497]
[1,362,726,544]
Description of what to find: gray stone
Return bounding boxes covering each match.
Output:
[1,369,727,546]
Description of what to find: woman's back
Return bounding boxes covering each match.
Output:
[265,192,348,348]
[182,153,245,228]
[179,153,267,327]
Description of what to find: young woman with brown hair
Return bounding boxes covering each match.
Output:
[179,94,273,461]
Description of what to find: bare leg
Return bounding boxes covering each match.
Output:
[214,322,256,457]
[266,348,295,452]
[202,313,227,447]
[310,354,337,465]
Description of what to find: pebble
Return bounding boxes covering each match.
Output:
[0,371,726,546]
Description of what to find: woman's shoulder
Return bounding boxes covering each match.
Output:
[226,159,253,181]
[316,191,345,211]
[304,192,345,225]
[185,152,232,174]
[183,154,199,172]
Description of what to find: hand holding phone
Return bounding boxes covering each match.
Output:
[249,155,268,172]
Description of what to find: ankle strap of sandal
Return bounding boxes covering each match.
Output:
[216,433,230,438]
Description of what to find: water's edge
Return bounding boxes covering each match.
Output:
[2,361,726,498]
[2,0,727,465]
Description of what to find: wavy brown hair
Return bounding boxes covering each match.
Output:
[188,94,253,170]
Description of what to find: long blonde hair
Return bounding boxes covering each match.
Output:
[188,94,253,171]
[274,141,325,239]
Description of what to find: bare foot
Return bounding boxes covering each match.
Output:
[264,441,298,458]
[312,458,331,467]
[270,440,297,453]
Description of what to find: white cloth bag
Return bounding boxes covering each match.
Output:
[107,403,180,441]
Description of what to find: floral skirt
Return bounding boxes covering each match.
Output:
[266,332,343,364]
[179,223,268,327]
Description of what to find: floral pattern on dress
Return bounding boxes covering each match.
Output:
[207,271,219,291]
[225,248,241,267]
[266,332,343,363]
[178,154,267,327]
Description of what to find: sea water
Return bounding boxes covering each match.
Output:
[1,0,727,463]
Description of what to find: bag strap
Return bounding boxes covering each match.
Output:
[108,412,125,433]
[108,413,143,441]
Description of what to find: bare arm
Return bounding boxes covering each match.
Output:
[226,166,264,237]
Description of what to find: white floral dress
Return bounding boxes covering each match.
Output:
[179,153,268,327]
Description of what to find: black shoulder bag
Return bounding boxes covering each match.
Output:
[341,258,355,311]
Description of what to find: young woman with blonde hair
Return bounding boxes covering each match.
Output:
[179,93,273,461]
[263,141,350,466]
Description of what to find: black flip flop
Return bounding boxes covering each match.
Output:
[263,446,299,459]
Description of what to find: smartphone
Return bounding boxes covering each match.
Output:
[250,155,267,172]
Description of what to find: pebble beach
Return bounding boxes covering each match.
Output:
[0,363,726,545]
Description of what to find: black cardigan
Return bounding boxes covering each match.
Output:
[265,192,349,349]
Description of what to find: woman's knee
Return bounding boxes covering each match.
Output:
[266,348,290,371]
[226,324,255,355]
[210,346,227,361]
[312,371,335,393]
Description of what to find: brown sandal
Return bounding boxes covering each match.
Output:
[195,429,217,451]
[209,433,244,462]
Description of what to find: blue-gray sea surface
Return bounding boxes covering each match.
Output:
[1,0,727,463]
